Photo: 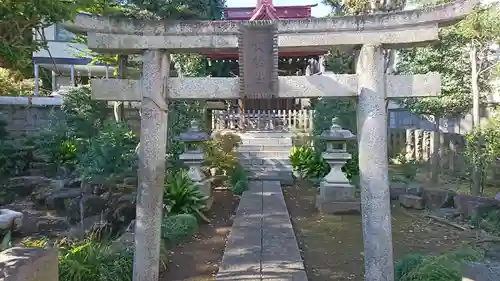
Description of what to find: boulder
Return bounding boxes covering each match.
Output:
[105,193,135,224]
[389,182,407,200]
[110,220,136,252]
[399,194,424,210]
[406,183,424,197]
[67,215,112,240]
[66,194,107,223]
[463,261,500,281]
[485,247,500,261]
[422,188,456,209]
[454,195,500,218]
[433,208,461,220]
[44,189,82,212]
[7,176,63,197]
[0,209,23,231]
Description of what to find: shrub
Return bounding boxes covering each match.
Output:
[33,86,110,176]
[61,86,110,139]
[228,164,248,196]
[77,121,138,185]
[204,131,242,178]
[163,170,209,222]
[161,214,199,245]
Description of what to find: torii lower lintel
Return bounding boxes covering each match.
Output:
[90,73,441,101]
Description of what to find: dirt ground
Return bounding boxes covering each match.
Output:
[283,181,477,281]
[160,188,239,281]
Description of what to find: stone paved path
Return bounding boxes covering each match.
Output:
[216,180,307,281]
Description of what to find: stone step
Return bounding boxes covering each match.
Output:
[237,145,292,152]
[245,167,294,185]
[240,138,292,146]
[239,158,291,166]
[238,151,291,159]
[238,131,293,139]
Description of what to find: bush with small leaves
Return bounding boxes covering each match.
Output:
[203,131,242,178]
[228,164,248,196]
[77,121,138,185]
[161,214,199,245]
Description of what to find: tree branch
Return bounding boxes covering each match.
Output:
[478,61,499,76]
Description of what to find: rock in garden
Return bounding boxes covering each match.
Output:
[422,188,456,209]
[0,209,23,231]
[44,189,82,212]
[463,261,500,281]
[66,194,107,223]
[67,215,112,240]
[390,182,407,200]
[7,176,63,197]
[399,194,424,210]
[433,208,461,220]
[105,194,135,224]
[485,247,500,261]
[406,183,424,197]
[454,195,500,218]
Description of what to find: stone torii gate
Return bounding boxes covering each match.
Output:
[64,1,476,280]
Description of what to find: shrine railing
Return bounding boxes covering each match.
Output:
[211,109,314,132]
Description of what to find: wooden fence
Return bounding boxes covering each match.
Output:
[388,128,468,174]
[212,109,314,132]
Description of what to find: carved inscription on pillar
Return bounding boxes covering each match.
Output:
[238,22,278,99]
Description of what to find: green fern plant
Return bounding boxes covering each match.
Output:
[290,146,329,180]
[163,170,210,222]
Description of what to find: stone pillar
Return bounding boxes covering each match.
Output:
[356,44,394,281]
[133,49,170,281]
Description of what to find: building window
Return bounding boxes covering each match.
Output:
[55,24,76,41]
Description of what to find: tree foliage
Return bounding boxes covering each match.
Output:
[397,3,499,118]
[0,0,103,69]
[397,29,473,117]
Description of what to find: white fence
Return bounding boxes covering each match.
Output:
[212,109,314,132]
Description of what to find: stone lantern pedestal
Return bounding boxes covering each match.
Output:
[316,118,360,214]
[175,120,214,210]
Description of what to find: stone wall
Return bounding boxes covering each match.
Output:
[0,97,141,137]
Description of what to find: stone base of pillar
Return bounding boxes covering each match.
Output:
[316,183,360,215]
[316,199,361,214]
[195,180,213,210]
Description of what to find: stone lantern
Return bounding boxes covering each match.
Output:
[175,120,213,210]
[316,118,360,214]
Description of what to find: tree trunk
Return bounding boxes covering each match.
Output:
[470,44,481,196]
[430,115,440,184]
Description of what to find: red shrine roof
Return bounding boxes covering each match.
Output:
[224,1,317,20]
[206,1,321,59]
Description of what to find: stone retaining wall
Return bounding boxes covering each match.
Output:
[0,97,140,137]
